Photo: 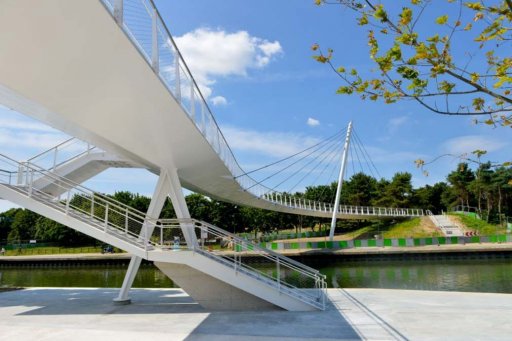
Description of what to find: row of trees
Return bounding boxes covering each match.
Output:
[1,163,511,245]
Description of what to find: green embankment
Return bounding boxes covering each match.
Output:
[450,213,505,235]
[2,246,105,257]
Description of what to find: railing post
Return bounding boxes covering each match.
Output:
[201,102,206,133]
[17,163,24,185]
[52,147,58,172]
[104,203,109,232]
[65,190,71,214]
[190,84,195,120]
[175,54,181,102]
[28,169,34,197]
[151,8,159,73]
[124,209,129,235]
[113,0,123,25]
[277,257,281,291]
[90,196,95,218]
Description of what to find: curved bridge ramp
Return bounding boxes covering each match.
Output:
[0,154,326,311]
[0,1,423,221]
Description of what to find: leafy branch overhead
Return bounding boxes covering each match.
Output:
[313,0,512,127]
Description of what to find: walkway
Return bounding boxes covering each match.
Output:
[0,0,422,220]
[1,287,511,340]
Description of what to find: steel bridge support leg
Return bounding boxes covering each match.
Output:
[166,168,197,248]
[114,170,172,304]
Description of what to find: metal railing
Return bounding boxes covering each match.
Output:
[98,0,291,200]
[27,137,97,172]
[159,218,327,309]
[0,153,327,309]
[262,192,424,217]
[98,0,423,221]
[0,154,157,250]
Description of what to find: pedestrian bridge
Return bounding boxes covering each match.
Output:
[0,0,423,311]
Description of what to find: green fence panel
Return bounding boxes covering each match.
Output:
[413,239,421,246]
[498,235,507,243]
[383,239,392,247]
[397,238,406,247]
[489,236,497,243]
[325,241,333,249]
[289,242,299,249]
[368,239,377,247]
[470,236,480,243]
[425,238,433,245]
[437,237,446,245]
[339,241,349,249]
[271,243,278,250]
[354,240,362,247]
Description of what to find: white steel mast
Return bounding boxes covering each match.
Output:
[329,121,353,241]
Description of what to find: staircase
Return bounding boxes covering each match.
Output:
[26,138,137,198]
[427,211,464,237]
[0,153,326,311]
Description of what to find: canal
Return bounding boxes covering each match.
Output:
[2,258,512,293]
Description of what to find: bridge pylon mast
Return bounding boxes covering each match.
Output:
[329,121,353,241]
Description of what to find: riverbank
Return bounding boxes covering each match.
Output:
[1,242,512,265]
[0,287,511,340]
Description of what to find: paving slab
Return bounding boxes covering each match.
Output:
[0,287,511,340]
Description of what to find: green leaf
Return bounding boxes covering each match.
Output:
[358,14,369,26]
[436,15,448,25]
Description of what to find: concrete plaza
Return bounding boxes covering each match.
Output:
[0,287,511,340]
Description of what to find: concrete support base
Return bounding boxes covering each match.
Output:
[112,298,131,305]
[154,261,280,311]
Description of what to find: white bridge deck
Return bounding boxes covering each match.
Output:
[0,0,422,220]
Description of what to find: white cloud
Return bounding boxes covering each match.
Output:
[387,116,408,133]
[442,135,507,156]
[221,125,319,158]
[173,28,282,100]
[0,116,58,133]
[211,96,227,106]
[307,117,320,127]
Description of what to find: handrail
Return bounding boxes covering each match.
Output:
[1,153,152,223]
[27,137,75,162]
[160,218,322,275]
[158,218,326,308]
[27,137,97,173]
[98,0,424,222]
[0,153,326,309]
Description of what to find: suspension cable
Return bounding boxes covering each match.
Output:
[285,138,344,194]
[266,136,343,193]
[235,129,345,179]
[245,130,345,190]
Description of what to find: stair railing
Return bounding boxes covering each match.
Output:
[27,137,97,172]
[159,218,327,310]
[0,153,158,248]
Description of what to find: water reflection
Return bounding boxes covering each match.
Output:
[2,259,512,293]
[323,260,512,293]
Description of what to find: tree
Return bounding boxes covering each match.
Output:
[0,208,20,242]
[412,182,450,213]
[447,162,475,207]
[313,0,512,126]
[186,193,212,222]
[7,209,39,242]
[343,172,378,206]
[373,172,414,207]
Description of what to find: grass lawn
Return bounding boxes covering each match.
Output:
[449,213,506,235]
[382,217,443,239]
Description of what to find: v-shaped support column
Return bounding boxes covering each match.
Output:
[114,168,196,303]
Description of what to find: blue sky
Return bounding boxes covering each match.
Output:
[0,1,510,212]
